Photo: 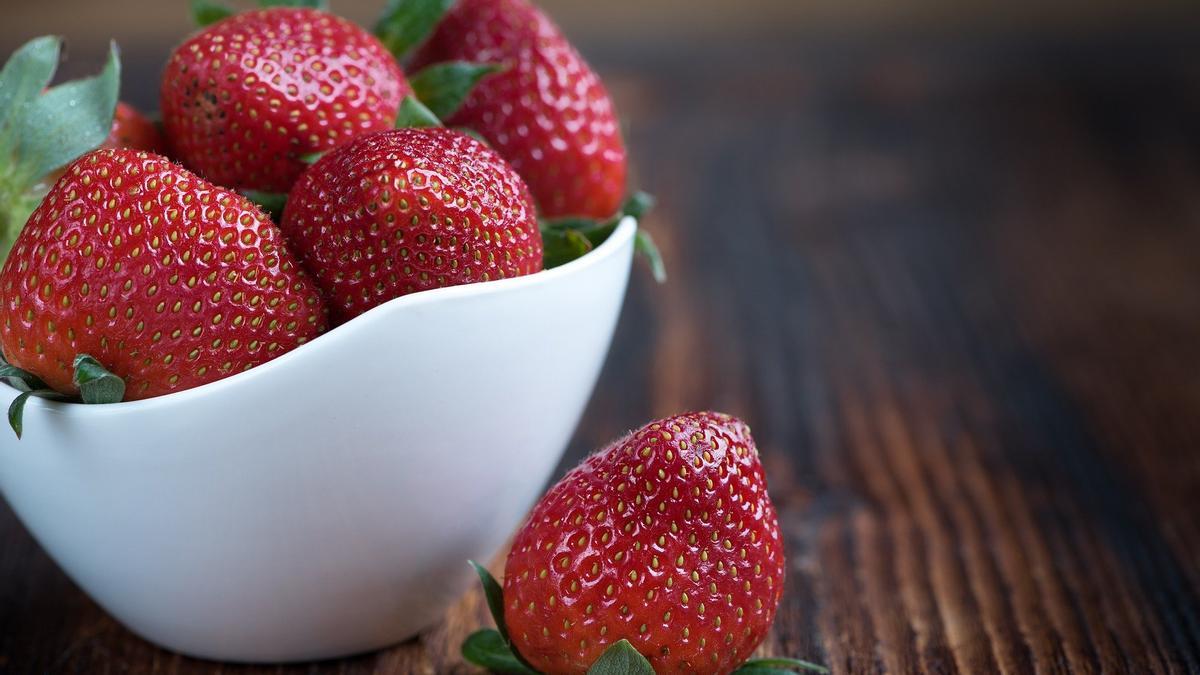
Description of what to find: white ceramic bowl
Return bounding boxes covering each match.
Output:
[0,218,636,663]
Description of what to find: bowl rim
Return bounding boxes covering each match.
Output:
[2,217,638,417]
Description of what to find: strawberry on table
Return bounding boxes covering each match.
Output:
[0,149,327,407]
[160,7,411,193]
[280,127,542,324]
[410,0,628,220]
[462,413,828,675]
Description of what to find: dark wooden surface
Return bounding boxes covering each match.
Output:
[4,25,1200,675]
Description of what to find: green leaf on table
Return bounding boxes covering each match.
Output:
[461,629,540,675]
[734,657,831,674]
[72,354,125,404]
[375,0,454,62]
[395,95,442,129]
[258,0,330,9]
[409,61,501,119]
[586,640,655,675]
[191,0,234,26]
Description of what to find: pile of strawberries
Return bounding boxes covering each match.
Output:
[0,0,648,424]
[0,2,828,673]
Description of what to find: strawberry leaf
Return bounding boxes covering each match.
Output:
[375,0,454,63]
[258,0,330,9]
[19,42,120,182]
[72,354,124,404]
[0,36,121,262]
[541,225,593,269]
[395,95,442,128]
[734,658,830,674]
[461,629,540,675]
[409,61,501,120]
[467,560,542,673]
[191,0,234,26]
[538,191,665,280]
[469,560,510,641]
[0,37,60,148]
[241,190,288,221]
[0,363,47,393]
[7,389,69,439]
[586,640,655,675]
[634,230,666,283]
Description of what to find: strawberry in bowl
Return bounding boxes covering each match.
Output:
[0,0,664,663]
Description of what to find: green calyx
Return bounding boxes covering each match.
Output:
[463,561,541,674]
[0,36,121,264]
[191,0,329,26]
[460,559,828,674]
[241,189,289,221]
[1,353,124,439]
[395,95,443,129]
[409,61,502,120]
[375,0,455,63]
[540,191,666,282]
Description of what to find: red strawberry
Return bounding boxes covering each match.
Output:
[0,149,327,401]
[279,127,542,323]
[161,7,410,193]
[411,0,627,220]
[501,412,786,674]
[105,102,164,155]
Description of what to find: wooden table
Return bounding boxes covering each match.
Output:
[3,29,1200,674]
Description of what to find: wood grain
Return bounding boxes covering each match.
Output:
[3,29,1200,675]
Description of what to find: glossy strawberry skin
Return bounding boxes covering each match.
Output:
[107,102,164,154]
[0,149,327,400]
[503,412,786,675]
[280,128,542,324]
[161,8,410,193]
[411,0,627,219]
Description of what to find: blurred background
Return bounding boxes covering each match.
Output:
[4,1,1200,671]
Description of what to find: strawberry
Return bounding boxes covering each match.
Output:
[104,102,164,154]
[279,127,542,323]
[410,0,627,220]
[495,412,786,674]
[160,7,411,193]
[0,148,327,403]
